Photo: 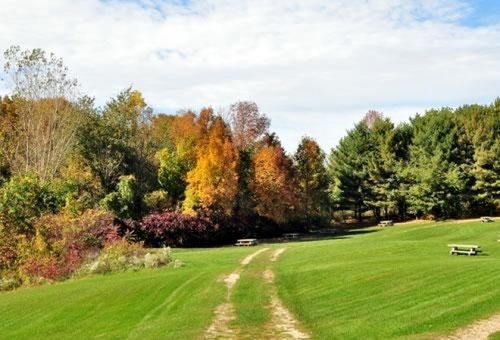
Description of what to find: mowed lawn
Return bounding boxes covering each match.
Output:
[275,220,500,339]
[0,247,258,339]
[0,220,499,339]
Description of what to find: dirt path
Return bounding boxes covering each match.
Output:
[205,247,309,339]
[271,248,286,262]
[441,313,500,340]
[204,248,269,339]
[263,249,310,339]
[241,248,269,265]
[204,302,239,340]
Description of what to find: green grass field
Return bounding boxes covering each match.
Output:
[0,220,499,339]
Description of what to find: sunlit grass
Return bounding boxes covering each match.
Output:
[275,221,500,339]
[0,220,499,339]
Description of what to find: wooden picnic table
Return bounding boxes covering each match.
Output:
[235,238,257,246]
[448,244,480,256]
[283,233,300,240]
[378,220,394,227]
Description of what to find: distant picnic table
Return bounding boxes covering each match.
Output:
[378,220,394,227]
[235,238,257,246]
[448,244,481,256]
[481,216,494,223]
[283,233,300,240]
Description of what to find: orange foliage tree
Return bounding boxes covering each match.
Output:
[183,117,239,216]
[154,108,215,205]
[251,143,296,223]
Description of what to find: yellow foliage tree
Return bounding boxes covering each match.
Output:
[183,117,239,215]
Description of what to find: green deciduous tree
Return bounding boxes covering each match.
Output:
[156,147,189,205]
[77,88,156,202]
[100,175,137,219]
[294,137,329,227]
[0,174,56,236]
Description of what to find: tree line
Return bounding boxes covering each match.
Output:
[0,46,499,242]
[329,107,499,221]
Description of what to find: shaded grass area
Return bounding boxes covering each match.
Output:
[275,221,500,339]
[0,247,256,339]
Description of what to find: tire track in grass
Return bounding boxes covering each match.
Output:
[127,273,203,339]
[241,248,269,265]
[263,248,310,340]
[440,313,500,340]
[204,248,269,339]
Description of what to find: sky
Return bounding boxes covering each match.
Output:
[1,0,500,152]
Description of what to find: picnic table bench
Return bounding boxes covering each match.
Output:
[448,244,480,256]
[378,220,394,227]
[481,216,494,223]
[317,229,338,235]
[235,238,257,246]
[283,233,300,240]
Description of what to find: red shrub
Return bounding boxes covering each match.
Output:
[21,256,61,281]
[18,209,121,281]
[140,211,220,247]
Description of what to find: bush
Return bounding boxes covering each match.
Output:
[140,211,220,247]
[81,240,174,274]
[0,173,56,236]
[0,276,20,291]
[16,209,120,283]
[100,175,137,219]
[20,256,61,282]
[143,190,171,212]
[50,179,96,216]
[0,231,18,271]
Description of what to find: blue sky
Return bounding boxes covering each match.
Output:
[460,0,500,26]
[1,0,500,152]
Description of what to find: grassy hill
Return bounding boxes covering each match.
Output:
[0,220,499,339]
[275,220,500,339]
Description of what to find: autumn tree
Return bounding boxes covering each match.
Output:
[251,139,296,223]
[229,101,270,150]
[294,137,329,228]
[0,95,16,183]
[183,117,239,216]
[362,110,382,129]
[154,108,214,206]
[2,46,81,181]
[227,101,270,220]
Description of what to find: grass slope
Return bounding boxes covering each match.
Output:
[0,220,499,339]
[275,220,500,339]
[0,247,256,339]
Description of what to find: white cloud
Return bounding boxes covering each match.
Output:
[1,0,499,152]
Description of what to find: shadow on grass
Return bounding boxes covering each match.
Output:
[259,228,379,245]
